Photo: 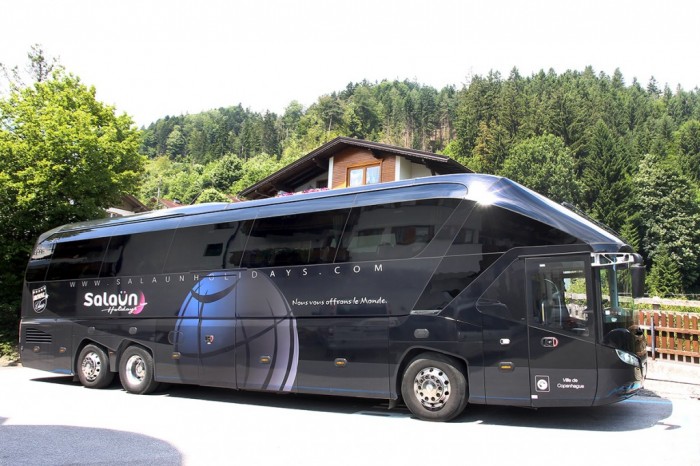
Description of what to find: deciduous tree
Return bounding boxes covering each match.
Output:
[195,187,231,204]
[633,153,700,290]
[499,134,580,203]
[0,59,144,319]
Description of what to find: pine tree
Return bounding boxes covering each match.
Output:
[619,213,641,252]
[465,118,511,175]
[581,120,631,231]
[646,249,684,298]
[674,119,700,182]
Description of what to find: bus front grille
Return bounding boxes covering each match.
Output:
[24,328,52,344]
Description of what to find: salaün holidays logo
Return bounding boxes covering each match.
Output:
[83,291,148,315]
[32,286,48,313]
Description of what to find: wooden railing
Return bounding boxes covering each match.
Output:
[637,310,700,364]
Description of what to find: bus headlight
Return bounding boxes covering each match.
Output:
[615,349,640,368]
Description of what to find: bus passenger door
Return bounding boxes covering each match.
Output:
[526,256,597,407]
[479,259,532,406]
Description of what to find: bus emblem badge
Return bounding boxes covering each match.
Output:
[32,286,48,313]
[535,375,550,392]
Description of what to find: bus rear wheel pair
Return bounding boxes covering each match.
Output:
[401,353,468,422]
[77,344,159,395]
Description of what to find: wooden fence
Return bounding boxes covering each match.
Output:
[637,310,700,364]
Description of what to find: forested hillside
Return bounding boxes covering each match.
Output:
[139,67,700,296]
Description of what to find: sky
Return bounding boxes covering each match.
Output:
[1,0,698,127]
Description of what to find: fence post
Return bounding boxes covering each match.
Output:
[650,313,656,360]
[651,297,660,360]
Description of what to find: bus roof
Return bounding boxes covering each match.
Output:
[37,174,628,252]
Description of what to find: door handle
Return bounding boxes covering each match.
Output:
[541,337,559,348]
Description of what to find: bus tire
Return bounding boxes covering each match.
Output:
[401,353,468,422]
[77,344,115,389]
[119,346,159,395]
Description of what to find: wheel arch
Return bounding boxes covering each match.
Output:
[114,339,155,370]
[393,347,469,402]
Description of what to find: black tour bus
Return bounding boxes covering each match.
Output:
[19,174,646,421]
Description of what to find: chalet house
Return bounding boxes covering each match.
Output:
[140,197,184,210]
[106,194,149,217]
[240,137,471,200]
[148,194,242,209]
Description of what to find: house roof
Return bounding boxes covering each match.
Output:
[149,197,184,209]
[120,194,149,213]
[240,136,471,199]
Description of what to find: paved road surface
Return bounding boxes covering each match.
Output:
[1,366,699,465]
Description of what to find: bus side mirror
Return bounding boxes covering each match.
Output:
[631,265,645,298]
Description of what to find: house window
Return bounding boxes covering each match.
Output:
[348,164,381,187]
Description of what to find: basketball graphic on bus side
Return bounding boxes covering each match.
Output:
[174,272,298,392]
[236,273,299,392]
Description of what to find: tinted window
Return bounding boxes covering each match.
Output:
[101,230,175,277]
[165,221,241,272]
[414,253,501,310]
[528,257,593,339]
[414,205,579,310]
[227,220,254,267]
[45,238,110,280]
[477,259,526,321]
[337,198,460,262]
[448,204,579,256]
[240,209,350,268]
[25,241,54,282]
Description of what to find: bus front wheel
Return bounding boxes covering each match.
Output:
[119,346,159,395]
[77,344,115,389]
[401,353,468,422]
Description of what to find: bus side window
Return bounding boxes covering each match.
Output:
[412,204,580,312]
[448,205,579,256]
[239,209,350,269]
[101,230,175,277]
[337,198,459,263]
[165,221,240,273]
[529,260,593,338]
[477,260,526,321]
[227,220,254,267]
[45,237,110,281]
[26,241,55,282]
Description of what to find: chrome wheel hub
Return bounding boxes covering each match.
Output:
[125,355,146,385]
[414,367,450,410]
[81,352,102,382]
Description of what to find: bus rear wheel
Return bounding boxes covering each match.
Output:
[119,346,159,395]
[77,344,115,389]
[401,353,468,422]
